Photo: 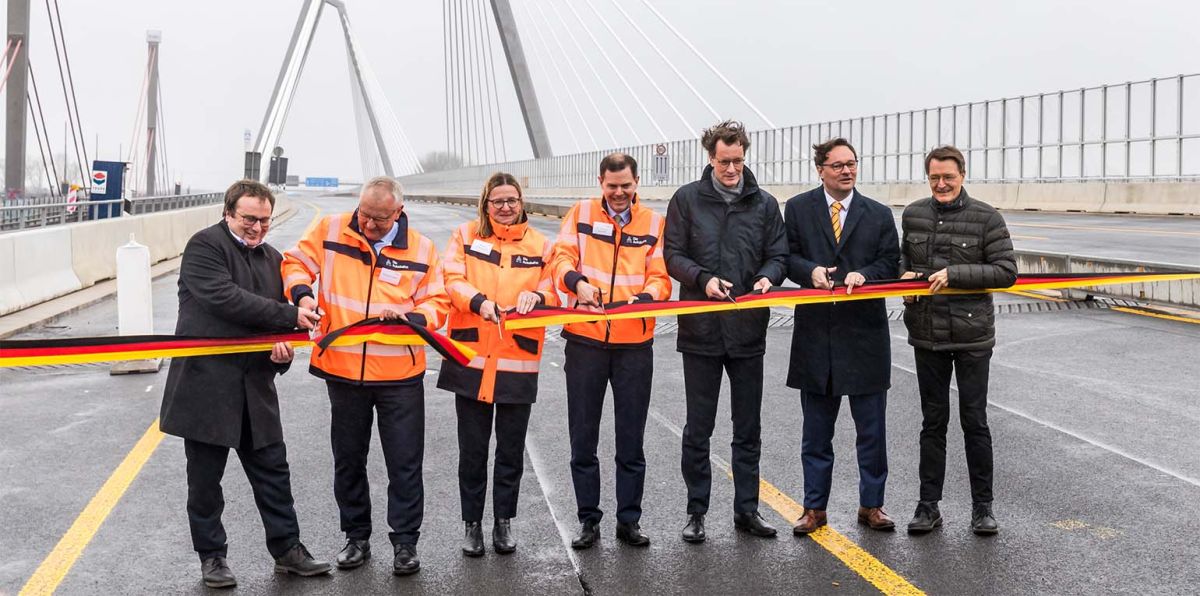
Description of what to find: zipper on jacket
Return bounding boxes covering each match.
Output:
[604,213,621,345]
[360,246,378,384]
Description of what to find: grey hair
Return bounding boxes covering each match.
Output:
[360,175,404,203]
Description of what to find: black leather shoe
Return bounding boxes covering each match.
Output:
[571,520,599,550]
[274,543,332,576]
[734,511,778,537]
[681,514,706,543]
[615,522,650,547]
[462,522,484,557]
[336,539,371,569]
[493,518,517,554]
[392,544,420,576]
[971,502,999,536]
[907,501,943,534]
[201,556,236,589]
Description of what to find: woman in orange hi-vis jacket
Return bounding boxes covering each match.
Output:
[438,172,559,557]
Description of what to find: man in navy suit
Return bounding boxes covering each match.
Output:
[784,138,900,535]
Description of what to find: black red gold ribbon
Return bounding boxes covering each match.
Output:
[503,272,1200,330]
[0,321,476,368]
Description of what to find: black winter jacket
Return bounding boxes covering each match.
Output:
[664,165,788,357]
[901,189,1017,351]
[160,221,298,449]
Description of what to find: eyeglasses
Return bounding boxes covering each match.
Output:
[487,197,522,208]
[714,158,745,169]
[234,212,273,227]
[357,209,399,225]
[927,174,960,184]
[819,160,858,172]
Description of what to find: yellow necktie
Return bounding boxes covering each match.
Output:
[831,201,843,243]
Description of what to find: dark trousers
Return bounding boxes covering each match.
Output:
[800,390,888,510]
[680,353,763,515]
[455,396,532,522]
[914,347,994,503]
[327,380,424,546]
[185,406,300,560]
[564,340,653,525]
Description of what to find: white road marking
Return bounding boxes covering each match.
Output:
[891,362,1200,489]
[523,438,586,585]
[144,385,153,393]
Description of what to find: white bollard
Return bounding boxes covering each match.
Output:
[111,233,162,374]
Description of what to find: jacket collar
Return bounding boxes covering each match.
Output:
[933,188,971,213]
[698,164,760,203]
[488,217,528,242]
[348,209,409,250]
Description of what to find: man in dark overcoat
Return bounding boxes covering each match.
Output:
[784,138,901,535]
[160,180,328,588]
[664,120,788,543]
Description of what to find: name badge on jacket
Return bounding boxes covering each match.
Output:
[591,221,614,238]
[470,239,494,255]
[379,268,402,285]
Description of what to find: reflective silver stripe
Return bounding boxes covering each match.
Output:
[284,249,319,274]
[580,264,643,287]
[497,358,540,373]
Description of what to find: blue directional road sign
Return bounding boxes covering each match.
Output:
[305,177,339,188]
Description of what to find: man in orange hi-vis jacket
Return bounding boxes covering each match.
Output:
[281,176,449,577]
[549,153,671,550]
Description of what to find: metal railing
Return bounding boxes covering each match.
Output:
[399,73,1199,191]
[0,192,222,232]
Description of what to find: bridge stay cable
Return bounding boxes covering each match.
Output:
[543,1,639,146]
[530,0,618,148]
[25,60,60,197]
[606,0,720,124]
[472,0,504,162]
[469,0,499,163]
[479,0,508,161]
[514,0,587,152]
[42,0,87,186]
[49,0,90,182]
[581,0,693,138]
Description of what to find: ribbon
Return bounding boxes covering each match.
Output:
[0,320,476,368]
[504,272,1200,330]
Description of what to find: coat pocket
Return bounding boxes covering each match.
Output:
[904,233,929,266]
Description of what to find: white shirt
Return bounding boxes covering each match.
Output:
[824,188,855,216]
[372,221,399,255]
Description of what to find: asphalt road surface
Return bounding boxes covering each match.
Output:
[2,194,1197,595]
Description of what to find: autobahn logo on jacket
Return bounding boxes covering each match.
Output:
[620,233,656,248]
[379,256,428,272]
[511,254,543,268]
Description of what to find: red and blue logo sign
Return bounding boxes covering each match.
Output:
[92,171,107,186]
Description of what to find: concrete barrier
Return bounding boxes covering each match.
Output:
[1100,182,1200,215]
[70,218,147,287]
[1016,183,1106,212]
[3,226,83,315]
[0,204,224,317]
[1014,249,1199,309]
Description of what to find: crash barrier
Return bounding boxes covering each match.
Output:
[0,193,224,232]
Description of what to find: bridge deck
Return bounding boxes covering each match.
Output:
[2,196,1197,595]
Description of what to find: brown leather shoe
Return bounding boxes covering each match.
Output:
[857,507,896,531]
[792,509,827,535]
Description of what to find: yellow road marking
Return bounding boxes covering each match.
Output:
[1009,222,1200,237]
[649,410,923,595]
[1111,306,1200,324]
[20,420,165,596]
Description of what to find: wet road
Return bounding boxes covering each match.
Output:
[1,194,1198,595]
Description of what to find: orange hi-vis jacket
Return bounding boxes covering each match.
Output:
[281,211,450,384]
[550,196,670,347]
[437,218,559,404]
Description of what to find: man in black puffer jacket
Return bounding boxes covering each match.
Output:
[664,120,788,543]
[900,145,1017,537]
